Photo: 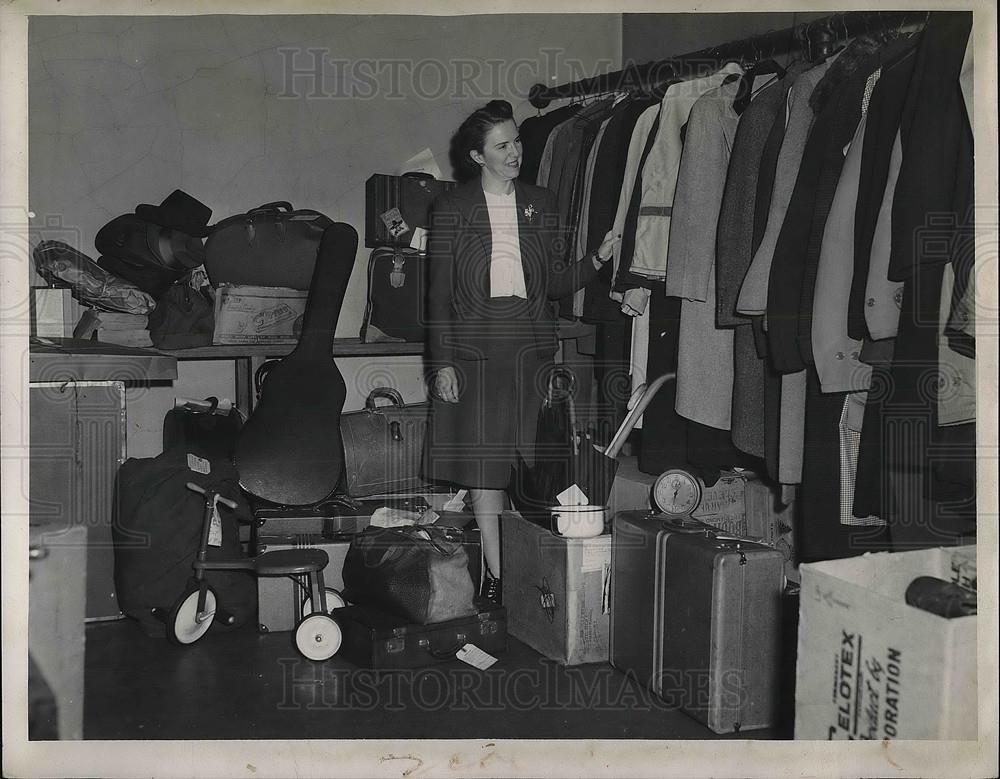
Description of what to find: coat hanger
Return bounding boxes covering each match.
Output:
[732,36,788,115]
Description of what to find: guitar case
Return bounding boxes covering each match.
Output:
[234,223,358,506]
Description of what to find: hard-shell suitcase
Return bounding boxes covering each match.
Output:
[610,511,785,734]
[364,173,456,249]
[335,603,506,670]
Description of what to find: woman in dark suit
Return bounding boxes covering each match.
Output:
[422,100,618,602]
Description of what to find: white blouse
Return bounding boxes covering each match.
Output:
[484,190,527,299]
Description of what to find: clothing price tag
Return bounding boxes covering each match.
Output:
[207,503,223,547]
[456,643,498,670]
[187,453,211,475]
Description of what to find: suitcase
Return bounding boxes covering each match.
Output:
[335,603,506,669]
[256,533,353,633]
[365,173,456,249]
[610,511,786,734]
[359,247,426,343]
[256,528,483,633]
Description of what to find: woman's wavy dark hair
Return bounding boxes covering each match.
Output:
[449,99,515,183]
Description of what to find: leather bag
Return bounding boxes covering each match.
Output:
[340,387,428,497]
[95,214,206,298]
[359,247,426,343]
[204,201,333,290]
[341,524,477,624]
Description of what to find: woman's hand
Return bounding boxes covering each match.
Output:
[431,366,460,403]
[593,230,621,268]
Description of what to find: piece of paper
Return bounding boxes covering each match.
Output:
[369,507,424,528]
[409,226,428,252]
[443,489,468,512]
[556,483,589,506]
[456,643,498,670]
[581,542,609,573]
[399,147,443,179]
[207,504,223,547]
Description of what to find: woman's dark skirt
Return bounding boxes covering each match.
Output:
[422,298,554,489]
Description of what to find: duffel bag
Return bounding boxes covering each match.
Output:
[112,445,257,637]
[342,524,477,624]
[359,247,426,343]
[95,214,206,298]
[340,387,429,497]
[204,201,332,290]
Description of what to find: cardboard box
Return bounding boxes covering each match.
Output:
[31,287,83,338]
[794,546,977,740]
[501,510,611,665]
[213,285,308,345]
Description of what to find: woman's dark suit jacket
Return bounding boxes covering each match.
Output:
[424,179,600,372]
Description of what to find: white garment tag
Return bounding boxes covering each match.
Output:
[456,643,498,670]
[207,503,223,547]
[187,453,211,475]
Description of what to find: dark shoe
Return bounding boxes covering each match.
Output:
[481,575,501,606]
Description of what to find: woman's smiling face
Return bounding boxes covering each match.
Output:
[471,119,522,182]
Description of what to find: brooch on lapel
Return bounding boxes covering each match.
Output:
[523,204,536,222]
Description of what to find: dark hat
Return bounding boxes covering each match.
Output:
[135,190,212,237]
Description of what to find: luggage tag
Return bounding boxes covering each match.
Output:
[207,500,223,547]
[187,453,211,475]
[380,208,409,239]
[456,643,498,670]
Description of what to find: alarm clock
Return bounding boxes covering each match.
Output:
[651,468,704,518]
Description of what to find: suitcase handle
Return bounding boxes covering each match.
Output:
[365,387,405,412]
[422,636,466,659]
[249,201,294,214]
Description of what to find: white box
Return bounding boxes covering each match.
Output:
[212,284,308,345]
[794,545,977,740]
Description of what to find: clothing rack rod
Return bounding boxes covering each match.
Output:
[527,10,927,109]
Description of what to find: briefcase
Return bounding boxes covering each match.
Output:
[365,173,456,249]
[610,511,786,734]
[335,603,507,670]
[341,387,429,497]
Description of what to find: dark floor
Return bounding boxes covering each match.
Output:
[84,618,792,741]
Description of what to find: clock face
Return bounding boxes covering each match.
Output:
[652,469,703,517]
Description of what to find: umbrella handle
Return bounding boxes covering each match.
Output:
[605,372,676,459]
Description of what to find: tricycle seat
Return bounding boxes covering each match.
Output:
[253,548,329,576]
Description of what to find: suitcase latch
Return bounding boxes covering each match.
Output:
[536,578,557,623]
[386,637,405,654]
[390,252,406,288]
